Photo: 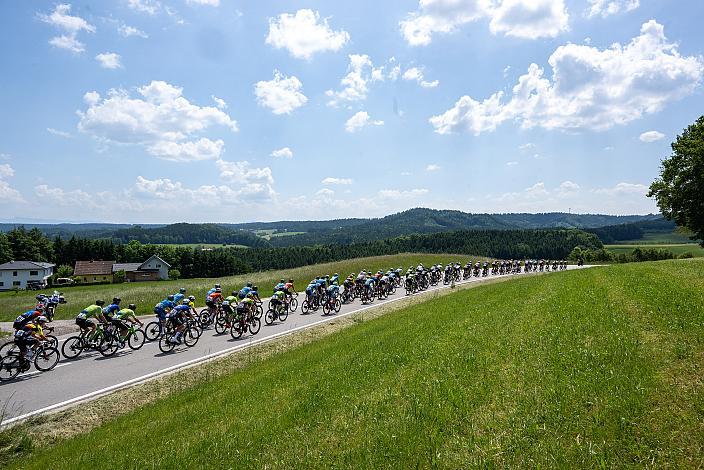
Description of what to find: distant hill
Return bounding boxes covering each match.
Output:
[110,223,271,248]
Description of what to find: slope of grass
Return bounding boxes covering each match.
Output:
[10,260,704,468]
[605,243,704,257]
[0,253,467,322]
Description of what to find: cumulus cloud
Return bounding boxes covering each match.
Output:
[326,54,386,106]
[639,130,665,142]
[557,180,580,196]
[77,80,238,162]
[254,70,308,115]
[270,147,293,159]
[127,0,161,15]
[187,0,219,6]
[345,111,384,133]
[586,0,639,18]
[378,188,429,200]
[425,164,441,171]
[0,164,24,203]
[96,52,122,69]
[400,0,568,46]
[118,24,148,38]
[430,21,704,135]
[322,177,353,185]
[594,182,648,196]
[402,67,439,88]
[39,3,95,53]
[47,128,72,138]
[211,95,227,109]
[266,9,349,60]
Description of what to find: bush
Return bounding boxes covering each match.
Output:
[678,252,694,259]
[168,269,181,280]
[113,270,126,284]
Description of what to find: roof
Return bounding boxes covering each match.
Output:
[140,255,171,269]
[0,261,55,270]
[112,263,142,273]
[74,260,116,276]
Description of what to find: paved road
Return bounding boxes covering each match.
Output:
[0,266,591,425]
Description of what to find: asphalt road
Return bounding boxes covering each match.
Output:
[0,265,591,425]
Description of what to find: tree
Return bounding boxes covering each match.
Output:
[648,116,704,246]
[56,265,74,278]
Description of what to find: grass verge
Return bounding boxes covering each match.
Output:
[4,260,704,468]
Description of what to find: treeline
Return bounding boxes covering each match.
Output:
[569,246,690,263]
[0,226,601,280]
[111,223,270,247]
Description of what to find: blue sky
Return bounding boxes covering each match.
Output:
[1,0,703,223]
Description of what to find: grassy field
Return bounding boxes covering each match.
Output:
[253,229,306,240]
[605,243,704,257]
[9,260,704,468]
[0,253,467,322]
[153,243,248,249]
[615,231,697,244]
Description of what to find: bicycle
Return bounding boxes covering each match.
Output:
[99,323,146,357]
[62,323,110,359]
[264,301,289,325]
[230,310,261,339]
[0,340,60,382]
[158,322,200,353]
[322,296,342,315]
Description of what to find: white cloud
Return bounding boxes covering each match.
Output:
[425,164,441,171]
[47,127,72,138]
[270,147,293,159]
[48,34,86,53]
[316,188,335,197]
[214,160,276,201]
[254,70,308,115]
[39,4,95,53]
[639,130,665,142]
[322,177,353,185]
[519,143,535,150]
[402,67,439,88]
[326,54,386,106]
[345,111,384,133]
[78,80,238,162]
[0,164,24,203]
[378,188,429,200]
[127,0,161,15]
[430,21,704,135]
[35,184,96,207]
[506,161,519,166]
[594,182,648,196]
[96,52,122,69]
[557,180,580,196]
[400,0,568,46]
[211,95,227,109]
[266,9,349,60]
[187,0,219,6]
[147,138,224,162]
[586,0,639,18]
[118,24,148,38]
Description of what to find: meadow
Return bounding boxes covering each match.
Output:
[8,259,704,468]
[605,243,704,257]
[0,253,467,322]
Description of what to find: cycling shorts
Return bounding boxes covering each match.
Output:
[76,317,95,329]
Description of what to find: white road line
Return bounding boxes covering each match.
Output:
[1,267,590,427]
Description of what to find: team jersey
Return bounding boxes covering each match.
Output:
[272,291,285,302]
[173,293,185,304]
[284,282,294,290]
[113,308,136,321]
[172,305,191,315]
[274,282,285,292]
[103,303,120,318]
[14,322,43,339]
[78,304,103,320]
[157,299,176,311]
[13,310,41,329]
[225,295,237,304]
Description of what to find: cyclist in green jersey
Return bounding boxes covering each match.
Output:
[112,304,143,348]
[76,300,106,336]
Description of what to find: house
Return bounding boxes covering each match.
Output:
[113,255,170,282]
[74,260,116,284]
[0,261,55,291]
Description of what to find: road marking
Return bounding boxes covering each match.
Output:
[1,267,592,427]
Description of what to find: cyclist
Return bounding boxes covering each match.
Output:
[330,273,340,285]
[249,286,261,303]
[76,300,106,337]
[327,281,340,301]
[166,300,188,344]
[103,297,121,323]
[284,278,296,296]
[154,295,176,326]
[14,315,50,365]
[173,287,187,304]
[112,303,142,348]
[238,282,253,299]
[274,279,286,293]
[305,280,318,306]
[12,307,44,332]
[235,295,255,322]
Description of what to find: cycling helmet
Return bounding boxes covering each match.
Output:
[182,299,190,305]
[112,297,121,304]
[36,315,48,323]
[35,294,45,302]
[128,303,136,310]
[179,287,186,293]
[215,287,222,293]
[246,282,252,288]
[188,295,195,301]
[252,286,258,292]
[288,279,294,283]
[167,295,175,301]
[280,279,285,283]
[214,284,221,289]
[96,299,105,306]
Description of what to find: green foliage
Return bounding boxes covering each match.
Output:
[55,265,73,278]
[648,115,704,246]
[111,223,270,247]
[113,270,126,284]
[678,252,694,259]
[16,260,704,468]
[168,269,181,280]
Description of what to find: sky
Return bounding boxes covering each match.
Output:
[0,0,703,223]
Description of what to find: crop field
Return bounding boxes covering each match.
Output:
[605,243,704,257]
[0,253,468,322]
[8,259,704,468]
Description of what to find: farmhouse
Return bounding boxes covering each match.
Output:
[73,260,115,284]
[113,255,170,282]
[0,261,55,291]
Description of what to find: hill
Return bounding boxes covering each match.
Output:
[10,260,704,467]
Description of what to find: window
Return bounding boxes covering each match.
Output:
[156,264,161,268]
[13,281,21,286]
[30,270,38,276]
[93,277,97,281]
[13,271,17,276]
[102,277,106,280]
[0,281,4,286]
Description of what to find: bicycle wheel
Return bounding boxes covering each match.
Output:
[158,334,175,353]
[183,327,199,347]
[301,300,309,314]
[45,335,59,349]
[0,355,20,381]
[0,341,18,359]
[248,317,261,336]
[144,321,162,342]
[279,308,288,322]
[322,302,331,315]
[99,336,118,357]
[34,347,60,371]
[128,329,146,350]
[335,299,342,313]
[230,323,243,340]
[255,304,263,319]
[215,314,230,334]
[62,336,84,359]
[289,297,298,312]
[264,309,275,326]
[198,312,211,329]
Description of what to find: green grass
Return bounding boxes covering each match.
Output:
[605,243,704,257]
[616,230,697,244]
[12,260,704,468]
[253,229,306,240]
[0,253,466,322]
